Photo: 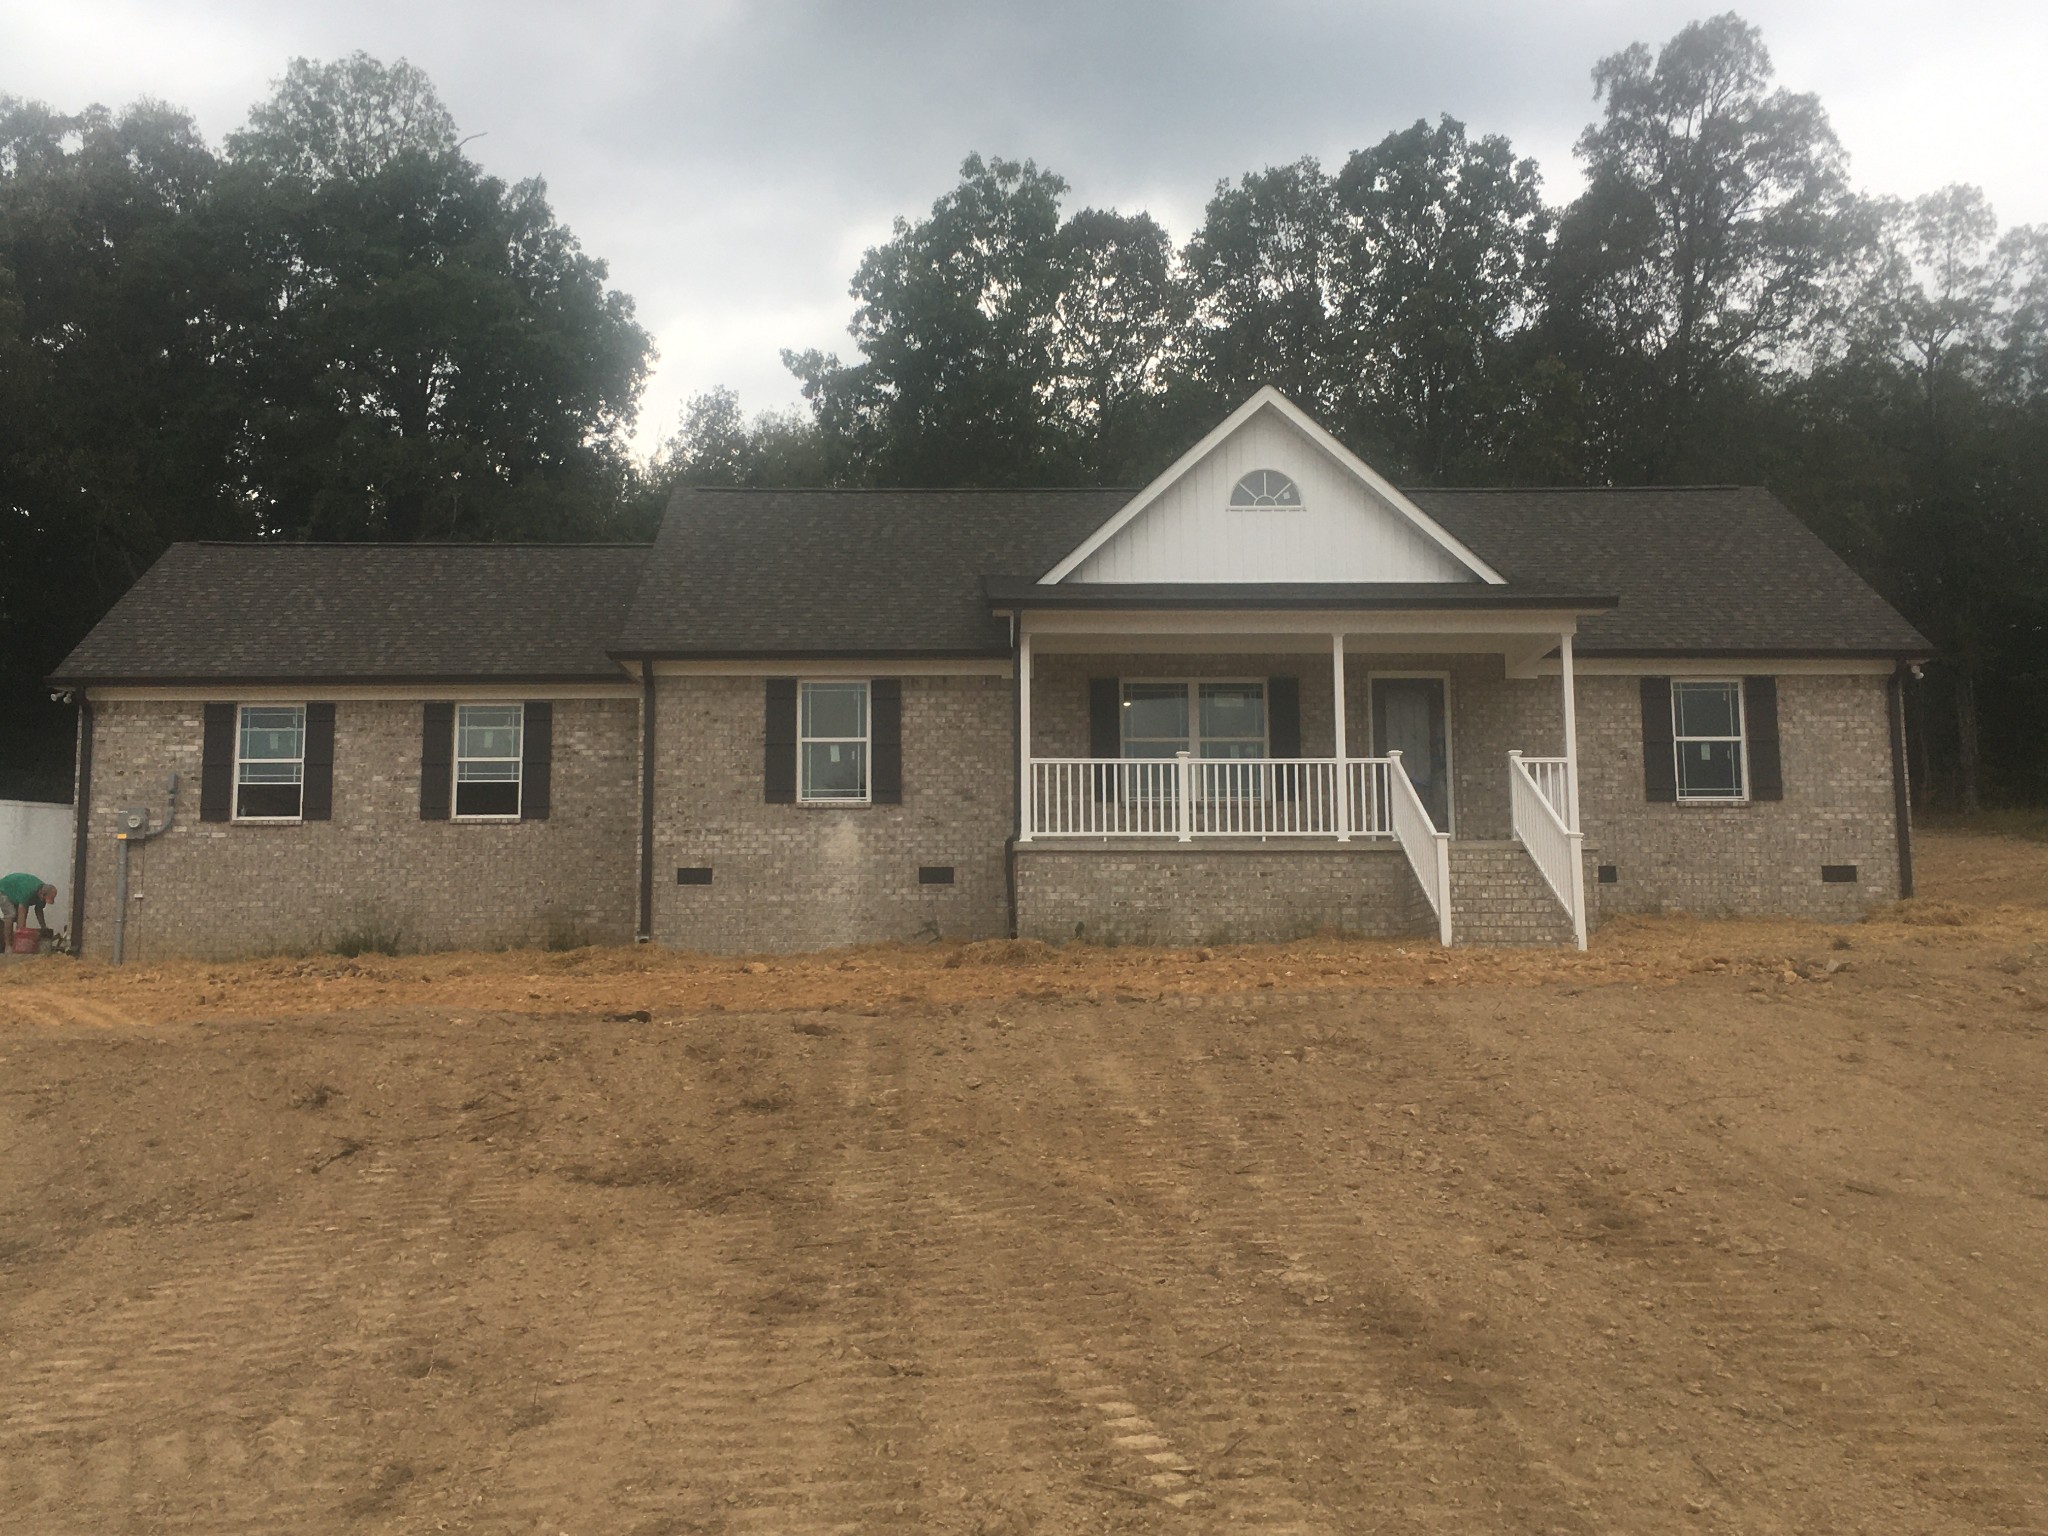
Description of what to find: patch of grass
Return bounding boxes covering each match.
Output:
[540,913,599,952]
[332,921,403,958]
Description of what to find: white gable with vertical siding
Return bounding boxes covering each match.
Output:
[1042,387,1502,586]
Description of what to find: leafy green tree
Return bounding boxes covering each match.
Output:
[1175,158,1342,418]
[1546,12,1862,478]
[788,154,1074,485]
[645,386,827,493]
[1048,207,1180,482]
[221,54,652,541]
[0,96,249,796]
[1329,117,1551,482]
[0,59,655,797]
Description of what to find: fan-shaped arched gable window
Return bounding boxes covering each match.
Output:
[1229,469,1301,508]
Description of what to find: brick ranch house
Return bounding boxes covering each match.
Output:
[53,388,1928,961]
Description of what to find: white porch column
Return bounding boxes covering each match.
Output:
[1017,627,1033,842]
[1559,631,1582,833]
[1330,630,1350,840]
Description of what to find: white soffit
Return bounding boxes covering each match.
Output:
[1040,387,1504,586]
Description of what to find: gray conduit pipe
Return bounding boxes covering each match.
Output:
[111,773,179,966]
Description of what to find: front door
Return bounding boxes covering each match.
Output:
[1372,677,1450,830]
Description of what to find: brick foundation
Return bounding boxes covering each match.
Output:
[1014,841,1433,946]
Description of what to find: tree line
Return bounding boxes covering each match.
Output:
[4,16,2043,808]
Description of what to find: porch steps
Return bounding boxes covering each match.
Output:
[1446,841,1576,948]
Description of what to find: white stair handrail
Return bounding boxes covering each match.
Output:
[1508,750,1587,950]
[1385,750,1452,947]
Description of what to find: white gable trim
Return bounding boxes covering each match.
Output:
[1038,386,1505,585]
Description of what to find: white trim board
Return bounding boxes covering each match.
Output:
[1039,387,1504,586]
[90,683,638,702]
[647,658,1011,678]
[1535,658,1898,677]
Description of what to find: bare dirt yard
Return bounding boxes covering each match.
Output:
[2,831,2045,1534]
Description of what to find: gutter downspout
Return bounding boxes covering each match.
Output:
[111,773,178,966]
[638,657,656,943]
[1005,614,1020,939]
[69,697,93,954]
[1888,663,1915,900]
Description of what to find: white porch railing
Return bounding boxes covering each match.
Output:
[1385,749,1452,946]
[1026,756,1396,840]
[1519,754,1570,821]
[1509,751,1587,950]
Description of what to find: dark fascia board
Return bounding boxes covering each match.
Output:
[983,578,1619,613]
[54,670,635,689]
[1576,646,1934,661]
[607,648,1012,663]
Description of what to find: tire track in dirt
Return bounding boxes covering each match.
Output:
[1338,985,2048,1533]
[0,1149,495,1533]
[0,988,138,1030]
[1014,994,1598,1533]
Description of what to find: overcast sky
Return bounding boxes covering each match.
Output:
[8,1,2045,452]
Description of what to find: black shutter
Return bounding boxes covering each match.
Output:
[1268,676,1301,756]
[764,678,797,803]
[870,679,902,804]
[419,702,453,820]
[1088,678,1120,801]
[302,703,335,821]
[521,701,553,820]
[1088,679,1120,756]
[200,703,235,822]
[1640,677,1677,803]
[1744,676,1782,801]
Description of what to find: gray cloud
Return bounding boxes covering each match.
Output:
[8,0,2045,447]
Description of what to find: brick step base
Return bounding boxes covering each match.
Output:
[1445,840,1577,948]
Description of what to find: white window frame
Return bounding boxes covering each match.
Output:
[798,679,871,805]
[1228,469,1303,509]
[453,702,524,821]
[1118,679,1270,760]
[233,702,307,823]
[1672,679,1748,804]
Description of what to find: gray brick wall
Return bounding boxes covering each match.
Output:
[1575,672,1902,918]
[1015,843,1433,946]
[80,696,639,960]
[648,673,1013,952]
[70,663,1898,960]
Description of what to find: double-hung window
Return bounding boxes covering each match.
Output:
[799,681,869,802]
[1119,681,1267,759]
[1672,681,1746,801]
[454,704,523,818]
[236,705,306,819]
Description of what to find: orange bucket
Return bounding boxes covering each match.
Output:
[8,927,41,955]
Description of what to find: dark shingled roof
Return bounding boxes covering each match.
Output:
[1408,486,1929,656]
[52,542,651,684]
[55,483,1927,684]
[614,488,1130,656]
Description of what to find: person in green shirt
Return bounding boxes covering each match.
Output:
[1,872,57,943]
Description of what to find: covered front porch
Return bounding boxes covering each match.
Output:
[1000,594,1605,948]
